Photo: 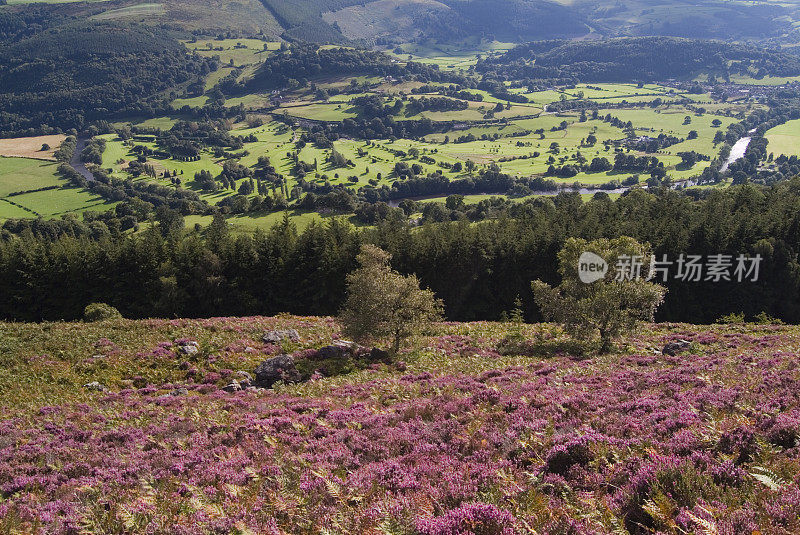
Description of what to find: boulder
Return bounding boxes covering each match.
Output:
[662,339,691,356]
[222,380,242,393]
[83,381,107,392]
[179,342,199,355]
[313,340,363,361]
[170,387,188,397]
[254,354,301,388]
[263,329,300,344]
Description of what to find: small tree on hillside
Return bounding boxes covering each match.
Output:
[532,237,666,352]
[339,245,443,355]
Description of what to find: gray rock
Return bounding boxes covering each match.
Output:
[236,370,253,382]
[262,329,301,344]
[179,344,199,356]
[254,354,301,388]
[662,339,691,356]
[83,381,107,392]
[314,340,362,360]
[222,380,242,393]
[170,388,188,397]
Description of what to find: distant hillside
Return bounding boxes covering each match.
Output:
[265,0,589,43]
[264,0,798,44]
[0,0,283,38]
[478,37,800,83]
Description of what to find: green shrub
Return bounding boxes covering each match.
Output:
[717,312,745,324]
[83,303,122,322]
[754,311,784,325]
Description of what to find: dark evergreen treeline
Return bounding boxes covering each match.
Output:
[2,182,800,324]
[478,37,800,83]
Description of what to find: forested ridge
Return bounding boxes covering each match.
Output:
[243,43,463,92]
[0,22,214,136]
[2,182,799,324]
[478,37,800,83]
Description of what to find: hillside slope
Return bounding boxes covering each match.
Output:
[288,0,799,44]
[1,316,799,533]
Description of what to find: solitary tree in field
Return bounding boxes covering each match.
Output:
[532,237,666,353]
[339,245,443,355]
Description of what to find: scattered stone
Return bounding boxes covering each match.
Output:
[263,329,300,344]
[222,380,242,393]
[179,342,199,356]
[170,388,188,397]
[91,354,106,359]
[254,354,301,388]
[83,381,107,392]
[236,371,253,388]
[662,339,691,356]
[236,370,253,382]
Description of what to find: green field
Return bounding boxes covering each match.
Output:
[184,209,360,233]
[0,157,63,197]
[766,119,800,158]
[7,74,765,223]
[0,156,118,219]
[383,39,515,70]
[10,187,115,217]
[103,87,752,209]
[91,3,165,20]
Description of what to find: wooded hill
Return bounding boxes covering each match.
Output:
[0,22,214,136]
[478,37,800,83]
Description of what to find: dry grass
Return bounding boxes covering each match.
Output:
[0,135,67,160]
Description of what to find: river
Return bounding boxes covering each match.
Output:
[69,137,96,182]
[720,136,752,173]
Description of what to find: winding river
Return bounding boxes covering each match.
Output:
[69,137,96,182]
[720,136,752,174]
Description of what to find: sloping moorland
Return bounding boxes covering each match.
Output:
[1,316,799,533]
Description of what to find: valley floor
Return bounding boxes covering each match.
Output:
[1,317,799,533]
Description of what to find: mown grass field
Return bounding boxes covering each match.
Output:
[1,59,762,224]
[0,134,66,160]
[765,119,800,158]
[0,155,117,221]
[0,157,63,197]
[108,87,747,210]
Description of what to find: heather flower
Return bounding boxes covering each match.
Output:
[416,503,518,535]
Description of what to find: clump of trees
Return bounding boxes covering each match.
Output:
[339,245,443,355]
[83,302,122,322]
[532,237,666,352]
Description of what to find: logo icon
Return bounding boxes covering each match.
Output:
[578,251,608,283]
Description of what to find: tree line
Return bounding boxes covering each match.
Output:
[1,181,800,323]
